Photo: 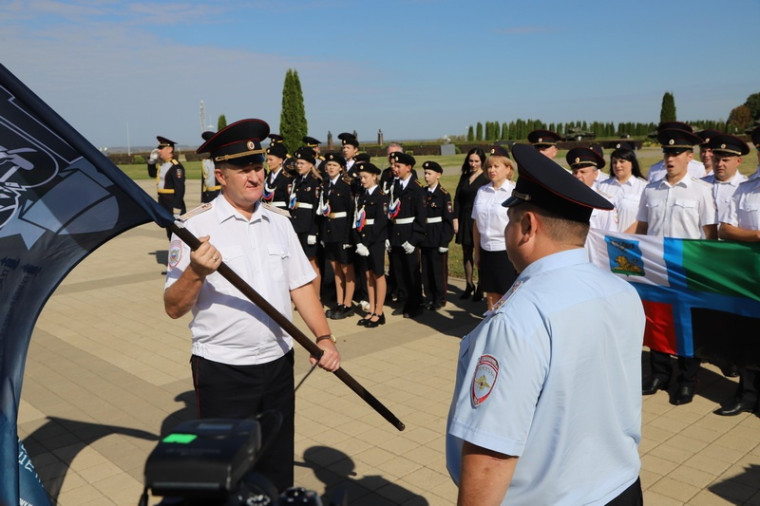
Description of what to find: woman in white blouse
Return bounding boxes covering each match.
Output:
[598,144,647,233]
[472,147,518,310]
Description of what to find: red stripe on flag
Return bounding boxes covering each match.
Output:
[642,300,677,355]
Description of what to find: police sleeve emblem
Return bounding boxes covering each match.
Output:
[168,239,183,269]
[471,354,499,407]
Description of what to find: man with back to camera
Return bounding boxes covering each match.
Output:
[446,143,645,505]
[163,119,340,493]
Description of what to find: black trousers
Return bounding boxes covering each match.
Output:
[191,351,295,493]
[606,478,642,506]
[649,350,701,387]
[421,247,447,305]
[391,246,422,313]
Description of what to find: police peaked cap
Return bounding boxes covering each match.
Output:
[294,146,316,165]
[657,128,702,153]
[156,136,176,148]
[422,161,443,173]
[338,132,359,147]
[527,129,561,147]
[502,143,613,223]
[707,134,750,156]
[567,147,606,170]
[268,133,285,144]
[324,152,346,167]
[196,118,269,166]
[489,145,510,158]
[695,129,721,146]
[648,121,693,139]
[302,136,321,147]
[613,141,636,151]
[356,162,381,175]
[391,152,416,167]
[266,143,288,160]
[354,153,371,163]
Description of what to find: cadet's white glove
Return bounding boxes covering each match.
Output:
[402,241,415,255]
[307,235,317,245]
[148,149,160,164]
[438,247,448,253]
[385,239,391,252]
[320,240,325,248]
[356,243,370,257]
[342,243,352,250]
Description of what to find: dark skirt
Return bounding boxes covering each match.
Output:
[297,232,318,259]
[479,249,517,294]
[355,242,386,276]
[324,242,351,265]
[455,209,475,246]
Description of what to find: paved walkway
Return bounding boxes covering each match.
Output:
[17,181,760,505]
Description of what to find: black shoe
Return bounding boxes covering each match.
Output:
[459,284,474,300]
[435,301,446,309]
[357,313,373,326]
[330,304,349,320]
[325,305,339,318]
[472,291,483,302]
[365,313,385,328]
[642,377,668,395]
[714,398,756,416]
[721,364,740,378]
[423,301,435,310]
[671,384,695,405]
[403,307,423,319]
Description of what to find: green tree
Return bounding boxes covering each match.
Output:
[217,114,227,131]
[280,69,308,153]
[660,91,677,123]
[727,105,752,133]
[501,122,508,140]
[744,92,760,120]
[476,122,483,141]
[467,125,474,141]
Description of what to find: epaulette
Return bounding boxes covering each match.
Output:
[262,202,293,218]
[440,186,449,195]
[171,159,179,165]
[180,202,213,221]
[415,179,425,187]
[341,174,354,184]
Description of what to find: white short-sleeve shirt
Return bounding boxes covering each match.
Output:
[722,177,760,230]
[637,175,716,239]
[702,172,747,223]
[165,195,316,365]
[471,180,515,251]
[598,176,647,232]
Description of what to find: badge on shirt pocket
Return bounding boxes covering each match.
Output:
[471,354,499,407]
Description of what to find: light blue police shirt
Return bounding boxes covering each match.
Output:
[446,248,644,505]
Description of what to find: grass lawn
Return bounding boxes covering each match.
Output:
[119,147,759,280]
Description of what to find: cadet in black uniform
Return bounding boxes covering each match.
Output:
[388,152,426,318]
[420,161,455,310]
[290,147,323,295]
[264,143,292,211]
[200,130,221,203]
[320,152,356,320]
[147,135,186,238]
[353,162,390,328]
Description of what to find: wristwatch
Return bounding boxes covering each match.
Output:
[316,334,336,344]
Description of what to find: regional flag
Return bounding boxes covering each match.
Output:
[0,64,173,505]
[586,229,760,368]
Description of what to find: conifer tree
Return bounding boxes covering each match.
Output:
[280,69,308,153]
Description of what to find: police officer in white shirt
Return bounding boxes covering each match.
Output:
[647,122,706,182]
[164,119,340,493]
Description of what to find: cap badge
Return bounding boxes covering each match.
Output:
[668,139,675,145]
[575,157,580,164]
[247,140,255,150]
[721,143,726,149]
[538,137,543,142]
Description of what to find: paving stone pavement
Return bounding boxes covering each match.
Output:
[16,180,760,505]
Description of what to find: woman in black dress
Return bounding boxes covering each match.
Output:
[453,148,489,299]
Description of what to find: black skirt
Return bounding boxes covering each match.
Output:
[479,249,517,294]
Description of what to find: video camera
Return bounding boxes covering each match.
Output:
[142,418,328,505]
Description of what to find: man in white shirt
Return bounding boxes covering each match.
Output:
[647,122,706,182]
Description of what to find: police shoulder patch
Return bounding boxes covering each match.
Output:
[168,239,183,269]
[471,354,499,407]
[180,202,213,221]
[262,202,293,218]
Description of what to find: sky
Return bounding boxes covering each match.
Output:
[1,0,759,151]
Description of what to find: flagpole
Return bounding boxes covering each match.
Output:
[169,222,406,432]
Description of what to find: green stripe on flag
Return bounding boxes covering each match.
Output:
[682,239,760,303]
